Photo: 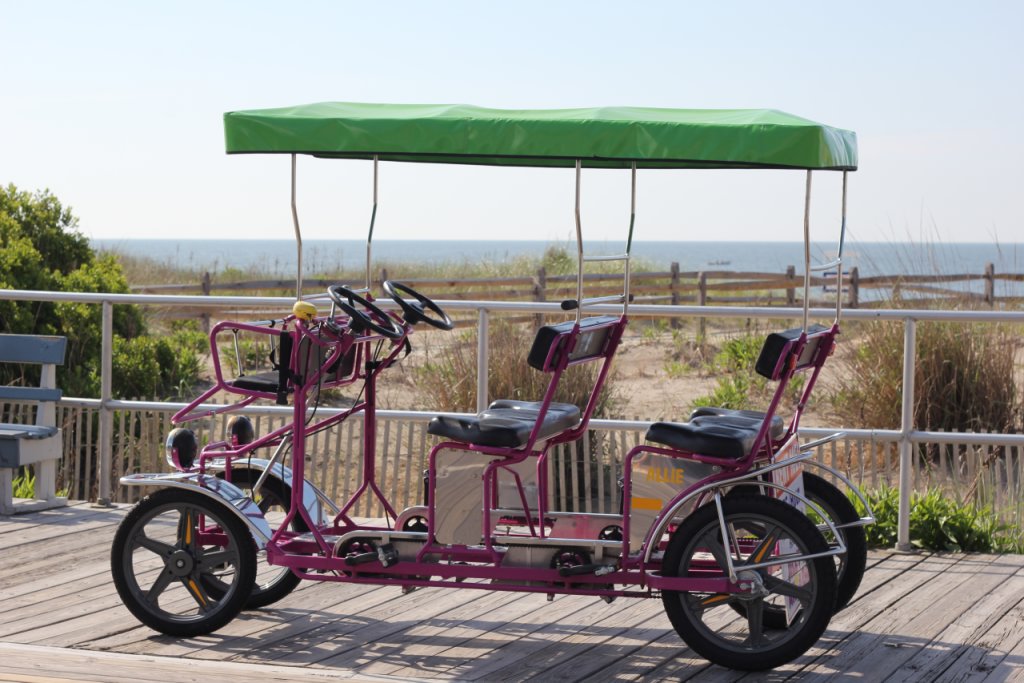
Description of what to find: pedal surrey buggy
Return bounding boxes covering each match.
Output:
[112,103,872,671]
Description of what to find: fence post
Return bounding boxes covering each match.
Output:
[984,262,995,306]
[476,308,489,413]
[849,266,860,309]
[379,267,388,291]
[670,262,680,329]
[897,317,916,551]
[533,266,546,329]
[785,265,796,306]
[697,271,707,340]
[200,271,211,333]
[96,300,114,507]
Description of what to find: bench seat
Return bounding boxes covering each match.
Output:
[429,400,581,449]
[689,407,786,441]
[0,425,59,466]
[2,333,67,514]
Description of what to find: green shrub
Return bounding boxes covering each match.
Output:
[114,331,203,400]
[832,320,1021,433]
[849,484,1024,553]
[12,470,36,499]
[2,184,202,400]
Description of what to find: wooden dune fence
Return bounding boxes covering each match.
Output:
[132,263,1024,326]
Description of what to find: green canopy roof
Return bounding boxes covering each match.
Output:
[223,102,856,171]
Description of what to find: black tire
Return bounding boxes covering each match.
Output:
[729,472,867,627]
[800,472,867,613]
[110,488,256,637]
[660,495,837,671]
[208,469,305,609]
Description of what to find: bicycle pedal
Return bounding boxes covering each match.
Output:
[345,551,380,566]
[377,543,400,568]
[557,563,615,578]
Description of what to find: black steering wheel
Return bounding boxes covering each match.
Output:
[327,285,404,340]
[383,280,454,331]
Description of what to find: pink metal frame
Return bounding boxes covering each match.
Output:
[164,300,840,600]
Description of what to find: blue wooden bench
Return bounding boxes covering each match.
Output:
[0,334,68,515]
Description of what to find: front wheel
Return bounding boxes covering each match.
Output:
[661,495,837,671]
[111,488,256,637]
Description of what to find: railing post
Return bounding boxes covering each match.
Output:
[670,262,680,329]
[533,266,546,329]
[897,317,916,551]
[849,266,860,309]
[96,300,115,507]
[697,271,708,340]
[200,271,211,333]
[476,308,489,413]
[984,262,995,306]
[785,265,796,306]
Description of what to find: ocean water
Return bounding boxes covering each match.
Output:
[93,238,1024,282]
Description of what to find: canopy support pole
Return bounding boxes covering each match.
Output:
[623,163,636,317]
[290,154,303,300]
[802,170,812,332]
[366,155,379,292]
[573,161,636,322]
[574,160,584,325]
[836,171,848,324]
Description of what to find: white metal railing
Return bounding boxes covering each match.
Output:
[3,287,1024,549]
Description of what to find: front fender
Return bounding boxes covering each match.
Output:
[203,457,335,527]
[120,472,274,548]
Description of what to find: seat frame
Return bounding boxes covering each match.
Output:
[424,314,627,552]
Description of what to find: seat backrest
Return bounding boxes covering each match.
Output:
[515,315,625,450]
[527,315,620,372]
[754,324,831,381]
[0,334,67,428]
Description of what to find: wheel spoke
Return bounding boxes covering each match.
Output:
[697,529,732,573]
[747,523,782,564]
[764,573,813,605]
[181,576,215,612]
[145,569,175,606]
[689,592,732,614]
[135,533,175,558]
[745,599,765,647]
[199,548,239,570]
[177,507,198,551]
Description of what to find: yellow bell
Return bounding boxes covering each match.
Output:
[292,300,317,322]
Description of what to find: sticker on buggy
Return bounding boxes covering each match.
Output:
[771,435,808,626]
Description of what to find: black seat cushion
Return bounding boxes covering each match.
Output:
[645,419,760,460]
[228,371,280,392]
[428,400,581,449]
[689,407,786,441]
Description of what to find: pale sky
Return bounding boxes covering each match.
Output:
[2,1,1022,245]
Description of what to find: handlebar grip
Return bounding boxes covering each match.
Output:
[560,299,578,311]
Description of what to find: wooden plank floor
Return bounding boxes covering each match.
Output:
[2,503,1024,682]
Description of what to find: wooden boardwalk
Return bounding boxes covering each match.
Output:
[2,503,1024,682]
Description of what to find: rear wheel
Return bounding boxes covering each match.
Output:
[660,495,836,671]
[800,472,867,612]
[110,488,256,637]
[209,469,305,608]
[730,472,867,627]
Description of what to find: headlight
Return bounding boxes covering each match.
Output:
[165,428,199,471]
[227,415,256,446]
